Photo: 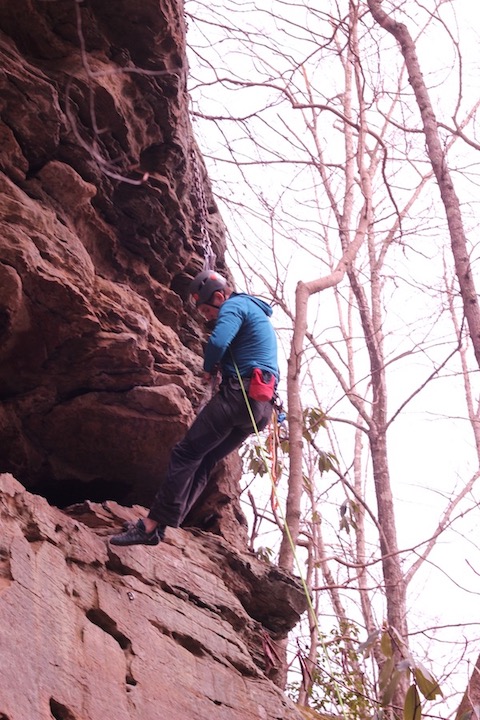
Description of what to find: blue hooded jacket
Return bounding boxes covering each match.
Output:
[203,293,279,380]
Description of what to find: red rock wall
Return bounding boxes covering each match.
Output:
[0,473,307,720]
[0,0,240,535]
[0,7,310,717]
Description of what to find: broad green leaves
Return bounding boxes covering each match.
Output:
[404,685,422,720]
[359,629,442,720]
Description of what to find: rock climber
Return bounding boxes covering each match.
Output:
[109,269,279,546]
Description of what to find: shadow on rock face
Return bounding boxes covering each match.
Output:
[33,475,132,509]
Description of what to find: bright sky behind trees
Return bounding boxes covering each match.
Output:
[184,1,480,715]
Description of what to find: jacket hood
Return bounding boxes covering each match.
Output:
[233,292,273,317]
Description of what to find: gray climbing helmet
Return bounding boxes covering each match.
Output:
[189,270,227,307]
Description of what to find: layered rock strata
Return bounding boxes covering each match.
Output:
[0,0,242,533]
[0,474,307,720]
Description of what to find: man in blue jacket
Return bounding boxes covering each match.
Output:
[110,269,279,546]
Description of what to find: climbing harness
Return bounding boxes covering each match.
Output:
[248,367,276,402]
[195,372,219,416]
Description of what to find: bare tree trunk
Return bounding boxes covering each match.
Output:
[366,0,480,370]
[456,653,480,720]
[278,208,369,570]
[348,265,409,715]
[278,2,371,570]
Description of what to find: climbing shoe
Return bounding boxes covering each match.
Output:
[109,519,164,546]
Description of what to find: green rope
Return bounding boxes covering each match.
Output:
[233,360,348,713]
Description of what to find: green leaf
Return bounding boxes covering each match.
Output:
[306,407,327,431]
[248,456,267,476]
[318,451,334,474]
[390,625,408,650]
[256,546,274,562]
[413,664,442,700]
[379,657,395,692]
[339,516,350,534]
[404,684,421,720]
[380,631,393,659]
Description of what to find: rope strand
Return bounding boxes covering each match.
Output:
[232,359,348,714]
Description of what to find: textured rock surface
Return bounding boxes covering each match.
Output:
[0,473,307,720]
[0,0,244,535]
[0,4,309,716]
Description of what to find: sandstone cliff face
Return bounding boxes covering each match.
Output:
[0,0,239,529]
[0,474,306,720]
[0,2,308,717]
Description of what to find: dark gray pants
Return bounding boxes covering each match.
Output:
[147,378,273,527]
